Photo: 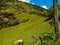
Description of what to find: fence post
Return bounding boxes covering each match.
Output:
[53,0,60,40]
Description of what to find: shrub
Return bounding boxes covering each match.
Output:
[39,32,56,45]
[0,12,20,29]
[21,18,29,23]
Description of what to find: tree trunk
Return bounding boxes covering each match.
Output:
[53,0,60,40]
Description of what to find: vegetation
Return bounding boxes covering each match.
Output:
[0,12,20,29]
[0,0,60,45]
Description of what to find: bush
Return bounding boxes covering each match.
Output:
[21,18,29,23]
[29,11,36,14]
[39,32,56,45]
[0,12,20,29]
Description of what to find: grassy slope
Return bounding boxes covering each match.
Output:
[0,14,52,45]
[0,1,52,45]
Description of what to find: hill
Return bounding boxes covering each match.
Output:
[0,1,52,45]
[0,1,49,29]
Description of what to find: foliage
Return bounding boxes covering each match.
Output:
[0,12,20,29]
[39,31,60,45]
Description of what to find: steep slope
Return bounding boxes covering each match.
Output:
[1,1,48,16]
[0,1,49,29]
[0,1,52,45]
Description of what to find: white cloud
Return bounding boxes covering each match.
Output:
[18,0,30,3]
[31,3,35,5]
[41,5,48,9]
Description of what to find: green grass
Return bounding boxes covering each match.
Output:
[0,14,52,45]
[0,1,51,45]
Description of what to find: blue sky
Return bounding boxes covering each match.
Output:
[30,0,53,9]
[30,0,60,9]
[18,0,60,9]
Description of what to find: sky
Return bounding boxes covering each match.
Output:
[18,0,60,9]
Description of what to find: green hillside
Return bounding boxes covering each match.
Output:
[0,1,52,45]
